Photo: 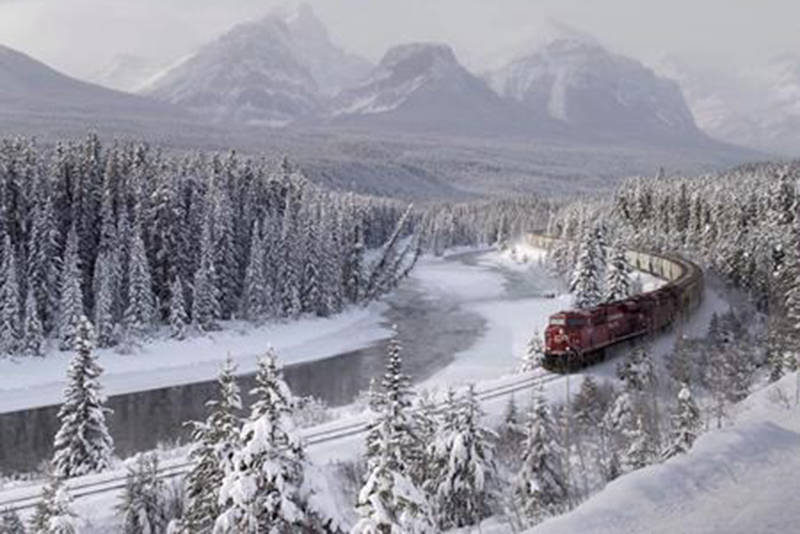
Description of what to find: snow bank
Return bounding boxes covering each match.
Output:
[530,372,800,534]
[0,303,391,413]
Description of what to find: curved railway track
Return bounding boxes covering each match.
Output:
[0,370,563,514]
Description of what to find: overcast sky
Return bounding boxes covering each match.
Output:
[1,0,798,79]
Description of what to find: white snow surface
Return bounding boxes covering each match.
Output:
[0,303,391,413]
[528,372,800,534]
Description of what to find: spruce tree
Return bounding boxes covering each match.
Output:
[519,331,545,373]
[93,251,117,348]
[23,289,45,356]
[57,226,84,351]
[605,242,633,301]
[1,508,25,534]
[570,232,603,309]
[215,351,328,533]
[169,276,188,340]
[116,453,167,534]
[662,383,702,460]
[354,329,432,533]
[514,392,568,525]
[623,415,656,471]
[52,316,114,478]
[192,215,220,331]
[123,226,155,339]
[180,358,241,534]
[240,222,268,322]
[429,385,496,530]
[0,235,21,355]
[29,476,77,534]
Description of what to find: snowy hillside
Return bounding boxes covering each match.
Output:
[530,374,800,534]
[488,38,702,144]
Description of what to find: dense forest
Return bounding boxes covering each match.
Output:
[0,134,424,355]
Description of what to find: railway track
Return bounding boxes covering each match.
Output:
[0,370,563,514]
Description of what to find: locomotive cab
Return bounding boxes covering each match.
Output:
[544,310,591,367]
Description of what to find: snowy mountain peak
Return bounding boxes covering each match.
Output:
[488,37,700,142]
[144,4,370,125]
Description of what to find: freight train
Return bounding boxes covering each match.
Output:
[525,234,704,373]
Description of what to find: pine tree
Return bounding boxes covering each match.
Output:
[617,346,655,393]
[429,385,496,530]
[514,392,568,525]
[605,242,633,301]
[662,384,702,460]
[623,415,656,472]
[1,507,25,534]
[168,276,188,340]
[52,316,114,478]
[180,358,241,534]
[57,226,84,351]
[192,215,220,332]
[519,331,545,373]
[215,351,328,533]
[116,453,167,534]
[29,476,77,534]
[572,376,603,429]
[23,289,45,356]
[123,226,155,339]
[570,232,603,309]
[354,329,432,533]
[0,235,21,355]
[240,222,268,322]
[93,251,117,348]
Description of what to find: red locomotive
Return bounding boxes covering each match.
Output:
[543,249,703,373]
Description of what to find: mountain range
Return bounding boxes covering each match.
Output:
[0,4,767,199]
[141,4,713,148]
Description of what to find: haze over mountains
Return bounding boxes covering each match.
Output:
[0,3,775,199]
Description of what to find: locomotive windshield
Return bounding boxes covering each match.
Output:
[566,318,586,326]
[549,317,566,325]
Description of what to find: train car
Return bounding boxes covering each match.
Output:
[535,235,704,373]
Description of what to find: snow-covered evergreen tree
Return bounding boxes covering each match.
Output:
[240,222,268,322]
[0,235,21,354]
[514,392,568,525]
[29,476,77,534]
[354,329,432,533]
[623,415,656,472]
[93,251,117,348]
[570,231,603,309]
[605,242,633,301]
[428,385,496,530]
[52,316,114,478]
[116,453,167,534]
[180,358,241,534]
[1,508,25,534]
[617,346,655,393]
[123,225,155,339]
[215,351,328,533]
[57,226,83,351]
[23,289,45,357]
[661,383,702,460]
[168,276,188,341]
[192,215,220,332]
[519,331,545,373]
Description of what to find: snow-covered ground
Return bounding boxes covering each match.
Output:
[529,372,800,534]
[0,305,393,413]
